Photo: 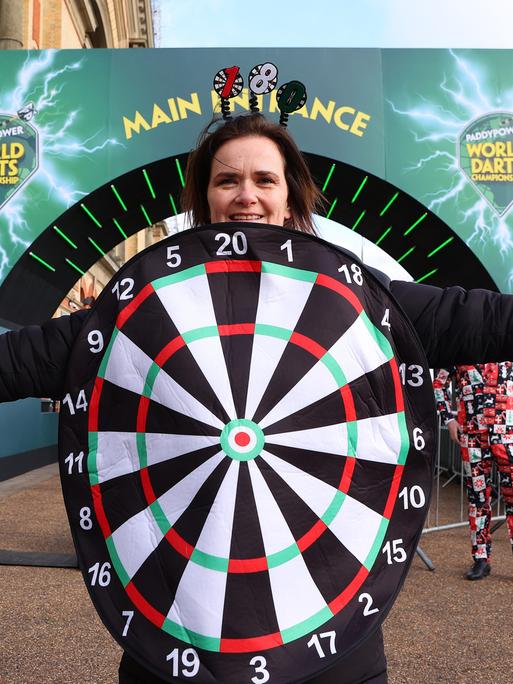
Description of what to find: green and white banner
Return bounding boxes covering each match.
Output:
[0,48,512,290]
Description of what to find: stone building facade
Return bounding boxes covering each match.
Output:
[3,0,155,50]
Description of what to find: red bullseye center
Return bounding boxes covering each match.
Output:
[234,431,251,447]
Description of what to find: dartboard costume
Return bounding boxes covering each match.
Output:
[434,365,513,561]
[57,224,437,684]
[3,224,513,683]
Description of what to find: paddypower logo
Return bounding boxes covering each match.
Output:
[459,112,513,216]
[0,103,39,211]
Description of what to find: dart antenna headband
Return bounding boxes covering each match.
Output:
[212,63,307,128]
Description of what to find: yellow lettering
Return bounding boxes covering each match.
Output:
[211,90,222,113]
[123,111,151,140]
[466,143,482,158]
[334,106,355,131]
[151,104,172,128]
[309,98,335,124]
[471,158,483,173]
[494,158,505,173]
[168,97,179,121]
[10,142,24,159]
[481,143,495,158]
[350,111,371,137]
[177,93,201,119]
[291,104,309,119]
[495,142,506,156]
[232,89,250,111]
[268,90,280,114]
[8,159,18,176]
[0,142,25,159]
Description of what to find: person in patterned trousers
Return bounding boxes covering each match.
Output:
[433,364,513,579]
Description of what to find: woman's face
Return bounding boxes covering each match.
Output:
[207,135,291,226]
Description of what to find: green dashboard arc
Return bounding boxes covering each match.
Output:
[0,152,497,326]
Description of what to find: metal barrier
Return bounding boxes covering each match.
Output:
[423,417,506,535]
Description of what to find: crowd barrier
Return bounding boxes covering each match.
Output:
[423,418,506,535]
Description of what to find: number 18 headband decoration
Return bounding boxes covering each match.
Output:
[213,63,307,127]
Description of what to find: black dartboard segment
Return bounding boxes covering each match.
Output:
[59,223,436,684]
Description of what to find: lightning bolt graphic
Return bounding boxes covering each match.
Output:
[388,49,513,290]
[0,51,124,281]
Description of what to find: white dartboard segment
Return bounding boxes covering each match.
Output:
[245,272,315,419]
[355,413,404,465]
[265,422,349,455]
[155,275,237,419]
[247,460,328,631]
[259,450,384,566]
[157,452,225,528]
[103,329,224,430]
[166,556,230,639]
[110,506,165,579]
[193,460,239,558]
[258,312,391,430]
[93,431,220,484]
[102,329,153,396]
[166,461,239,638]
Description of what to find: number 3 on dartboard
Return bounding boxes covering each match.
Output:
[249,656,270,683]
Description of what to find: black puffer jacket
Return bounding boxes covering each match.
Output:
[2,280,513,402]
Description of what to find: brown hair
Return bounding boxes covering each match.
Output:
[181,113,324,234]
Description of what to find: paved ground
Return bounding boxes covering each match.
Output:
[0,465,512,684]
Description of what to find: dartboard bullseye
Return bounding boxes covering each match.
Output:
[60,224,435,683]
[221,419,264,461]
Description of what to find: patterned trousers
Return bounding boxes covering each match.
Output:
[460,432,513,561]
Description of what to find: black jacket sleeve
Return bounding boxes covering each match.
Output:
[0,311,88,402]
[391,280,513,368]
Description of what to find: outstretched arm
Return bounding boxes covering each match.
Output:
[391,281,513,368]
[0,311,87,402]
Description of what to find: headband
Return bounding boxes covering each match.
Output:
[213,63,307,128]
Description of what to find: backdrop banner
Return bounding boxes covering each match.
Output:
[0,48,512,290]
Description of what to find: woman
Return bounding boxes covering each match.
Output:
[2,112,513,684]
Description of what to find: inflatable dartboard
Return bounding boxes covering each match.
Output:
[60,223,436,684]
